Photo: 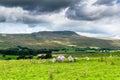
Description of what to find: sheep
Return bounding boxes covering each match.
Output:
[56,55,65,62]
[51,55,78,63]
[68,56,74,62]
[51,58,56,63]
[85,57,90,61]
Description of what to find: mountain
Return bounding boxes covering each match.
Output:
[32,31,79,38]
[0,31,120,49]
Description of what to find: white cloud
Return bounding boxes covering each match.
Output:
[0,6,50,25]
[0,6,28,22]
[0,23,52,34]
[77,32,110,38]
[0,23,30,33]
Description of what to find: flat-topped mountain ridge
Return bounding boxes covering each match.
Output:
[32,31,80,38]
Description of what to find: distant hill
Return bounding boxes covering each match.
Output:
[0,31,120,49]
[32,31,79,38]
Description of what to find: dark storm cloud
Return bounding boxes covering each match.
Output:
[0,0,74,25]
[0,0,119,24]
[66,1,101,21]
[0,0,72,12]
[66,7,100,21]
[66,0,120,21]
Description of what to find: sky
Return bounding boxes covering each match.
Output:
[0,0,120,38]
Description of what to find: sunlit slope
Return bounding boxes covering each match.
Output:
[0,31,119,49]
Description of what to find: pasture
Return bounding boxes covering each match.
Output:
[0,53,120,80]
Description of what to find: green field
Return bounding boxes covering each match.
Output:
[1,53,120,80]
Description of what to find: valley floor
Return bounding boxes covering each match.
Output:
[0,55,120,80]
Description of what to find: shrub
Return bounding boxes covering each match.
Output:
[45,53,52,59]
[5,57,11,60]
[17,55,26,60]
[2,54,6,57]
[27,55,33,59]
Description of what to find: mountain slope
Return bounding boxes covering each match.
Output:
[32,31,79,38]
[0,31,119,49]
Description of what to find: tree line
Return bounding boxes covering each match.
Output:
[0,46,53,59]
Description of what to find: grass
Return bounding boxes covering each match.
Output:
[0,53,120,80]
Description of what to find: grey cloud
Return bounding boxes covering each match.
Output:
[0,0,72,13]
[0,0,119,24]
[0,0,76,26]
[0,16,5,22]
[22,15,50,24]
[94,0,116,5]
[0,6,50,26]
[66,0,120,21]
[66,7,100,21]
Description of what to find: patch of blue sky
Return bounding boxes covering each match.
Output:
[117,0,120,3]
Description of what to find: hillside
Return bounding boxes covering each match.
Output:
[0,31,119,49]
[32,31,79,38]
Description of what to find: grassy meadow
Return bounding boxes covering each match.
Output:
[1,52,120,80]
